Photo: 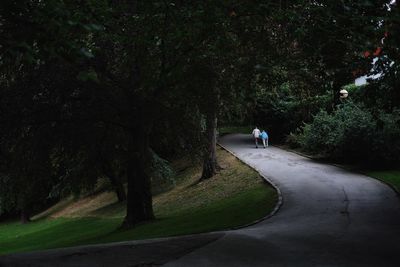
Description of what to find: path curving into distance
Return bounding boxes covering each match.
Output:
[164,134,400,266]
[2,134,400,267]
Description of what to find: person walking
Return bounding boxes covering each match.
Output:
[252,127,261,148]
[261,130,269,148]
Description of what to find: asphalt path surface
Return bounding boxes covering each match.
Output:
[164,134,400,266]
[1,134,400,266]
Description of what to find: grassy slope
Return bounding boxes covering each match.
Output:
[367,170,400,193]
[0,147,277,255]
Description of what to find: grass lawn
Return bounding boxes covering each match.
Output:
[0,147,277,255]
[367,170,400,193]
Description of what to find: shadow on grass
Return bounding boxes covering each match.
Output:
[88,201,126,218]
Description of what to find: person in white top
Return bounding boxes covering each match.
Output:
[252,127,261,148]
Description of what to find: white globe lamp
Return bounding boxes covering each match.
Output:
[339,89,348,99]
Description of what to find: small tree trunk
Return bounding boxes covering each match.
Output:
[20,208,30,224]
[122,131,154,229]
[106,173,126,202]
[102,160,127,202]
[200,113,218,180]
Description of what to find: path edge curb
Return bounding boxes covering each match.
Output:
[276,145,400,198]
[217,143,283,230]
[275,145,400,207]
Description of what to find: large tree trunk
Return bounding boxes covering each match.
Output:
[122,130,154,228]
[200,113,218,180]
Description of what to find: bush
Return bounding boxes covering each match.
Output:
[373,110,400,165]
[294,102,400,166]
[150,151,175,195]
[337,103,376,161]
[300,110,343,155]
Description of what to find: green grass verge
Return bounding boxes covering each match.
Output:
[0,147,277,255]
[85,186,276,244]
[0,218,119,255]
[0,187,275,255]
[367,170,400,193]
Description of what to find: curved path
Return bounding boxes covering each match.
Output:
[2,134,400,266]
[165,134,400,266]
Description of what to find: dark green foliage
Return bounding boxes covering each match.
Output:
[296,102,400,166]
[277,1,400,165]
[373,110,400,165]
[1,0,399,224]
[150,151,175,195]
[254,82,332,143]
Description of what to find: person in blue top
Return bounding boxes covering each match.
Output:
[260,130,269,148]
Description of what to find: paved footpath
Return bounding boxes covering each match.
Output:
[164,134,400,266]
[2,134,400,266]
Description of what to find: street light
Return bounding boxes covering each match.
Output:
[339,89,349,99]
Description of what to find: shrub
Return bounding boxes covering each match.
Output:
[150,151,175,195]
[372,109,400,165]
[336,103,376,161]
[295,101,400,165]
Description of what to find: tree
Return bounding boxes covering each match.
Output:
[0,0,114,222]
